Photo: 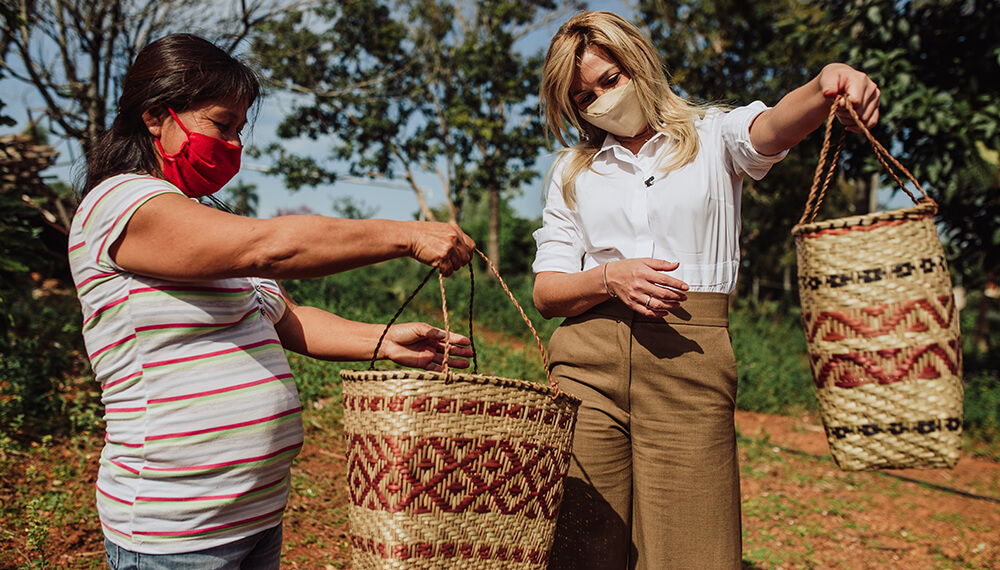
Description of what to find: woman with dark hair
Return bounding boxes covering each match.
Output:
[531,11,880,569]
[70,34,476,568]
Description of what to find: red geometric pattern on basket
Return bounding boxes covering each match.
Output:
[350,535,550,564]
[347,434,571,518]
[798,255,947,291]
[809,340,960,388]
[343,393,575,430]
[802,296,955,342]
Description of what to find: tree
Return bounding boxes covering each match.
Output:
[332,196,379,220]
[0,0,300,156]
[829,0,1000,353]
[251,0,572,273]
[222,180,260,217]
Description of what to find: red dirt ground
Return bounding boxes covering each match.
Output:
[3,410,998,569]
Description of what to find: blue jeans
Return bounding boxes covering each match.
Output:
[104,524,282,569]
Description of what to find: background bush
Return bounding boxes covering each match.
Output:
[2,253,997,448]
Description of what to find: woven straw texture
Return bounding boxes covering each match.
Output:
[792,97,963,471]
[340,369,580,569]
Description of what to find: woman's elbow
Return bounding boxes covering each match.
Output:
[533,286,559,320]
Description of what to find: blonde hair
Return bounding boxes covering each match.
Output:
[540,11,714,208]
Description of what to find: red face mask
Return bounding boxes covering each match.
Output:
[155,107,242,198]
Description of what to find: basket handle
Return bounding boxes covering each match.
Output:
[368,248,557,396]
[798,94,932,226]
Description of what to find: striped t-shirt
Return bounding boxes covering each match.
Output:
[69,173,304,554]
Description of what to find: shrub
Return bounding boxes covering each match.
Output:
[730,300,818,415]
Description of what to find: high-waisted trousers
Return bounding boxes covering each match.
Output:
[547,293,741,570]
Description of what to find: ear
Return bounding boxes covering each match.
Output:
[142,106,167,138]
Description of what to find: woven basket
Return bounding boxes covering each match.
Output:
[791,97,963,471]
[340,252,580,569]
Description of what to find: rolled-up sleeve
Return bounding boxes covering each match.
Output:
[532,161,586,274]
[721,100,788,180]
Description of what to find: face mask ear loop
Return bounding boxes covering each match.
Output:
[156,107,194,160]
[166,107,193,136]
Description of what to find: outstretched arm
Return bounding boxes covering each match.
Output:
[110,193,475,282]
[750,63,880,156]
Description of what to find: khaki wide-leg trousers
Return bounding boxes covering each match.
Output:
[548,293,741,570]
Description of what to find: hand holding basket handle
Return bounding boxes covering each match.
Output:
[801,93,934,227]
[369,248,557,395]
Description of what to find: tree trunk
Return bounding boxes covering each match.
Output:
[488,187,501,275]
[868,172,880,213]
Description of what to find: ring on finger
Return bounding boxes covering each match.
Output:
[645,294,652,308]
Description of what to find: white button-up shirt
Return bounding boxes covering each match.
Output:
[532,101,786,294]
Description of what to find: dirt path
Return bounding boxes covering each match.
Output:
[734,411,1000,569]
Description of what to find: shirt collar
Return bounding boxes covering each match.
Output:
[593,130,670,164]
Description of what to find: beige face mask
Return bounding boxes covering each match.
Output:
[581,80,648,138]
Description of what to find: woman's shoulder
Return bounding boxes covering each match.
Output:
[84,173,180,203]
[76,173,183,224]
[90,172,174,191]
[696,101,770,126]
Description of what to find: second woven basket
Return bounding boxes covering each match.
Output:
[792,96,964,471]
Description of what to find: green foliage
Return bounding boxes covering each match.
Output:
[331,196,379,220]
[0,190,45,274]
[730,300,817,415]
[833,0,1000,290]
[963,370,1000,444]
[221,180,260,217]
[0,278,93,439]
[0,434,101,569]
[459,194,540,275]
[0,170,92,439]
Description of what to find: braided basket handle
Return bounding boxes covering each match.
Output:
[798,94,932,226]
[368,248,558,397]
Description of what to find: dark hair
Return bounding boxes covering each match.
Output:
[83,34,261,195]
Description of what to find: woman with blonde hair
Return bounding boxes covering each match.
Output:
[531,11,879,569]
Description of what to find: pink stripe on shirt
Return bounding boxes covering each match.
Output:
[140,442,303,474]
[142,338,281,369]
[145,409,302,443]
[97,483,135,506]
[84,296,128,328]
[76,270,118,291]
[148,373,294,405]
[90,333,137,360]
[103,371,141,390]
[135,477,286,503]
[135,309,258,333]
[133,507,285,538]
